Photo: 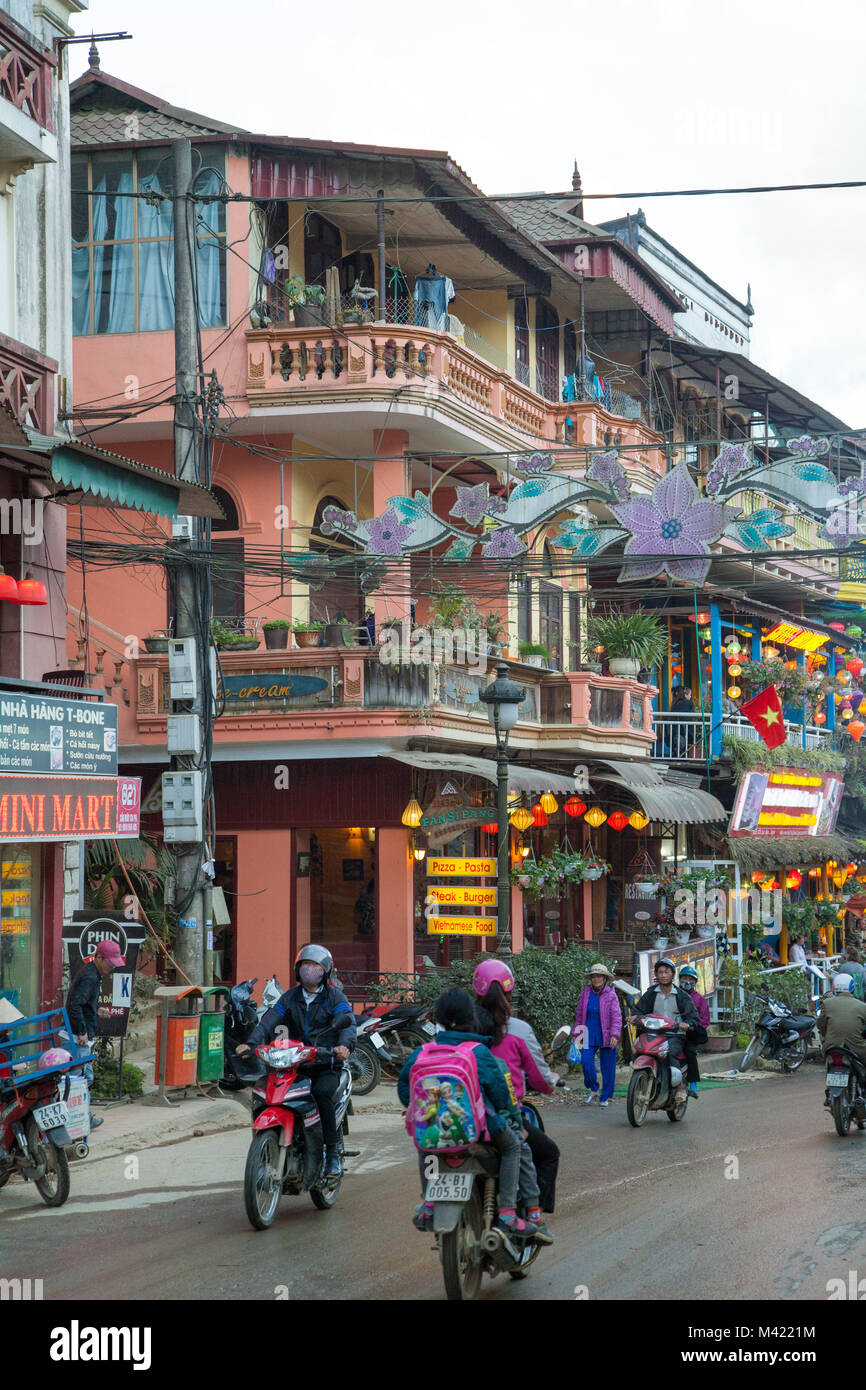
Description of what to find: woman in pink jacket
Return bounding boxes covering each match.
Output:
[573,963,622,1107]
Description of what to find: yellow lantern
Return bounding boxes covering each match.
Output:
[763,646,779,660]
[539,792,559,815]
[727,685,741,699]
[729,663,742,677]
[401,798,423,828]
[413,840,427,862]
[584,807,607,828]
[838,671,851,685]
[833,872,845,889]
[628,811,649,830]
[519,843,531,859]
[510,807,533,832]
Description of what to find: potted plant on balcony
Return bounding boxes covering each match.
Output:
[211,619,260,652]
[292,618,325,649]
[283,275,326,328]
[262,619,290,651]
[482,611,508,656]
[586,610,668,679]
[143,629,172,654]
[518,641,551,670]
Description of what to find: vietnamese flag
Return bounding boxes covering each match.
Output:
[740,685,787,748]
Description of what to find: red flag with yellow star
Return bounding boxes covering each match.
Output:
[740,685,786,748]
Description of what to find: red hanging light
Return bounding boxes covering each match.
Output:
[847,658,864,679]
[564,797,587,819]
[15,570,47,606]
[849,719,865,742]
[607,811,629,831]
[0,566,18,602]
[481,822,498,834]
[687,612,711,625]
[785,870,802,890]
[531,803,548,827]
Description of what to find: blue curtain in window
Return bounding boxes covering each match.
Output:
[193,169,223,327]
[106,171,135,333]
[71,245,90,335]
[138,170,174,331]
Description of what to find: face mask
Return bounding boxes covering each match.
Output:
[299,964,324,990]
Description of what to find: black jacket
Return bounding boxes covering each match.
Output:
[247,981,356,1057]
[634,984,700,1034]
[67,961,101,1037]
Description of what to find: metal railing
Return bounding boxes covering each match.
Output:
[651,711,833,760]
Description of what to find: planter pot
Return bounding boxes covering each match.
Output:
[607,656,641,678]
[584,867,604,882]
[523,655,545,668]
[324,623,347,647]
[143,637,170,654]
[675,930,692,945]
[294,630,323,648]
[634,881,659,896]
[292,303,324,328]
[263,627,289,650]
[217,638,259,652]
[704,1032,735,1053]
[650,936,669,949]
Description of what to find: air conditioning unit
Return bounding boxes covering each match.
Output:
[168,637,198,701]
[167,713,202,757]
[161,770,203,842]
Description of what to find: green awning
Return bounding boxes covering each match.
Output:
[51,447,179,517]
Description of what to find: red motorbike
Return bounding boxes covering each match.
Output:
[0,1007,89,1207]
[626,1014,690,1127]
[237,1037,353,1230]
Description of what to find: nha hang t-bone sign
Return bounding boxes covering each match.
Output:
[320,438,857,586]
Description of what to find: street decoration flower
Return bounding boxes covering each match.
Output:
[706,442,752,496]
[586,449,630,501]
[610,462,736,585]
[449,483,505,527]
[364,507,415,556]
[513,452,554,475]
[481,526,526,559]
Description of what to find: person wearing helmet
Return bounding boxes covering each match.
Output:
[818,976,866,1107]
[678,965,710,1098]
[238,945,356,1176]
[631,957,700,1091]
[472,958,560,1221]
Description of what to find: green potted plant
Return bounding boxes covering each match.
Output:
[262,619,290,651]
[482,610,508,655]
[518,640,551,670]
[292,617,325,649]
[283,275,326,328]
[211,618,259,652]
[586,610,668,679]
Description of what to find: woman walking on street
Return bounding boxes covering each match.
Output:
[574,964,622,1107]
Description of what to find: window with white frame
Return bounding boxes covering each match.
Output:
[72,148,227,335]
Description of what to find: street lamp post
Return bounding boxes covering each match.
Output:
[480,663,525,957]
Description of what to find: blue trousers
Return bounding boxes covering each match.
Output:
[581,1046,617,1102]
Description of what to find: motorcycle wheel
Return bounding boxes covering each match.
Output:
[25,1118,70,1208]
[740,1034,762,1072]
[832,1091,852,1137]
[667,1100,688,1121]
[310,1169,342,1210]
[781,1037,807,1073]
[348,1042,381,1097]
[441,1185,484,1301]
[243,1130,282,1230]
[383,1026,431,1075]
[626,1071,653,1128]
[521,1101,544,1132]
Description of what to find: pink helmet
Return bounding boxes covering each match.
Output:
[472,958,515,998]
[39,1048,72,1070]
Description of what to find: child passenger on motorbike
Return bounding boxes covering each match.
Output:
[398,989,551,1243]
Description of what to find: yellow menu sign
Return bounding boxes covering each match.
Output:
[428,885,497,907]
[428,916,496,936]
[427,857,496,877]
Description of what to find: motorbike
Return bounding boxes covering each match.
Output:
[626,1014,689,1127]
[0,1007,90,1207]
[740,991,816,1073]
[824,1045,866,1137]
[235,1038,353,1230]
[350,1001,437,1091]
[423,1147,546,1300]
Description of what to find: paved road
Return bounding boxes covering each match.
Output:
[3,1067,866,1301]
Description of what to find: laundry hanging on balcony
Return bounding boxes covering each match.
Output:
[413,265,454,331]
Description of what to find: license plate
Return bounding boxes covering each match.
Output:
[425,1172,474,1202]
[421,1021,436,1036]
[32,1101,69,1131]
[370,1031,385,1050]
[827,1072,850,1087]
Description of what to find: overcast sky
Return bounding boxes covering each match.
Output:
[73,0,866,429]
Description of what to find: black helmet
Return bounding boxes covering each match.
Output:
[294,943,333,983]
[654,956,677,974]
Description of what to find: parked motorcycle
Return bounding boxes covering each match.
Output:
[824,1045,866,1137]
[219,978,260,1090]
[740,992,816,1073]
[0,1008,90,1207]
[234,1038,353,1230]
[626,1014,690,1127]
[423,1148,546,1300]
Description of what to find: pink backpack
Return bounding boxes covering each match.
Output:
[405,1040,488,1154]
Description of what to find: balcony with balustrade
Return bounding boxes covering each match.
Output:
[0,11,56,170]
[651,710,834,764]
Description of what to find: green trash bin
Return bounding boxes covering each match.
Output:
[198,988,227,1083]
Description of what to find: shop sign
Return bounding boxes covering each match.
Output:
[428,915,496,936]
[763,621,829,653]
[637,935,717,995]
[0,775,142,842]
[61,914,147,1039]
[729,768,844,838]
[420,804,497,833]
[216,672,329,704]
[427,857,495,877]
[427,885,497,908]
[0,693,118,776]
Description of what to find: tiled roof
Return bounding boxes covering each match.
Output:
[496,198,611,244]
[73,103,232,146]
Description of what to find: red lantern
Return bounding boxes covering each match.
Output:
[814,711,827,724]
[786,870,802,890]
[481,822,498,834]
[564,797,587,818]
[607,811,629,831]
[0,567,18,602]
[531,803,548,827]
[687,612,711,625]
[849,720,865,742]
[15,571,47,606]
[847,658,864,679]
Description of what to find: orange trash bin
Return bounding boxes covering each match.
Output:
[154,1013,201,1087]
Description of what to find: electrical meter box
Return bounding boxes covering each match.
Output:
[167,713,202,757]
[162,770,203,842]
[172,515,194,540]
[168,637,198,701]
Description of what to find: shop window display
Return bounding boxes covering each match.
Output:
[0,844,41,1016]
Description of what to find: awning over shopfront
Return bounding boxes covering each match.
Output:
[723,833,858,872]
[383,751,581,798]
[590,759,727,824]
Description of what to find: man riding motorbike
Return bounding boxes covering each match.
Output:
[817,974,866,1108]
[236,945,356,1176]
[631,957,700,1092]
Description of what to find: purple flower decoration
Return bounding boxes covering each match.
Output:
[839,477,866,496]
[706,443,752,495]
[363,507,414,557]
[321,504,358,535]
[587,450,629,501]
[449,483,504,527]
[789,435,830,457]
[610,462,735,586]
[481,527,526,560]
[514,452,553,475]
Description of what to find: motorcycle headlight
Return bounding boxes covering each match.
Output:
[266,1046,303,1068]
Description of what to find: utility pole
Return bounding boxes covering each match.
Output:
[170,136,206,984]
